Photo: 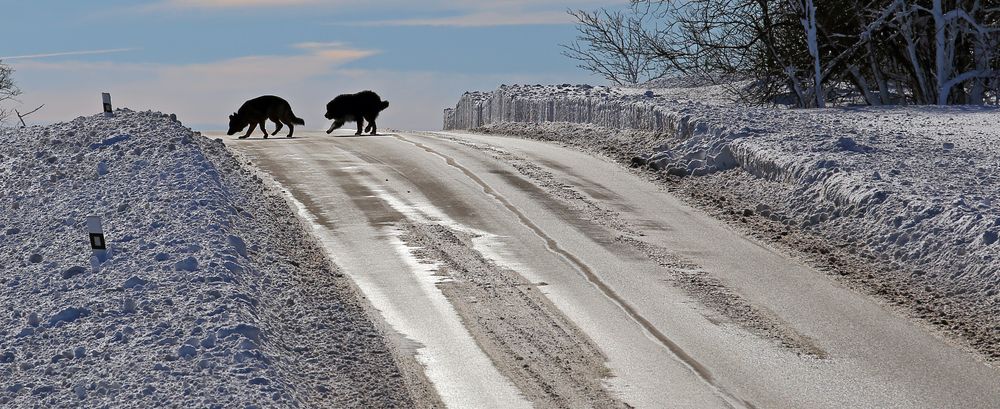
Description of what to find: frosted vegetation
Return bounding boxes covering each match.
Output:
[564,0,1000,108]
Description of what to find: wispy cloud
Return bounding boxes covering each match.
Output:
[146,0,606,15]
[160,0,324,8]
[293,42,348,50]
[325,1,603,28]
[132,0,339,13]
[155,0,588,10]
[0,48,138,61]
[345,10,573,27]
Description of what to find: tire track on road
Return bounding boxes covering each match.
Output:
[393,134,754,409]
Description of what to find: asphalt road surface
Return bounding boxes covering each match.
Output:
[220,129,1000,409]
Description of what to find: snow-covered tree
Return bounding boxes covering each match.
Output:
[795,0,825,107]
[927,0,998,104]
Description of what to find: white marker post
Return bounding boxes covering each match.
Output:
[87,216,107,262]
[102,93,113,117]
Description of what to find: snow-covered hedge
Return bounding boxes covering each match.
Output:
[0,111,410,407]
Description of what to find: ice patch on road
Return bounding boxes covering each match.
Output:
[367,182,535,277]
[386,229,531,409]
[271,173,531,408]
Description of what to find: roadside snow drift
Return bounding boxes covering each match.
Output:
[445,84,1000,360]
[0,110,412,407]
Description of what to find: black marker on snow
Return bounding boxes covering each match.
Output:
[87,216,107,264]
[102,93,113,117]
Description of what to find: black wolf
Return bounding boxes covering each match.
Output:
[324,90,389,135]
[227,95,305,139]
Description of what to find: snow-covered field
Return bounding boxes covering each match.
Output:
[445,84,1000,361]
[0,111,414,407]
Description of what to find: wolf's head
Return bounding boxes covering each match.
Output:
[324,100,340,120]
[227,112,247,135]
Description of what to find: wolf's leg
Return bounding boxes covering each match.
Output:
[285,121,295,138]
[355,119,364,135]
[364,116,377,135]
[326,120,344,134]
[241,122,258,139]
[271,121,283,136]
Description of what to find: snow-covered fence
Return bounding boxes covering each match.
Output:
[443,84,752,178]
[444,85,684,133]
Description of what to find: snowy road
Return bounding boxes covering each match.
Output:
[221,130,1000,408]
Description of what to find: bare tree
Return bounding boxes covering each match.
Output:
[0,60,21,123]
[562,7,667,86]
[566,1,810,104]
[565,0,1000,107]
[634,0,772,80]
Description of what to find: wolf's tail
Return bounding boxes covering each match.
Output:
[291,115,305,126]
[380,100,390,111]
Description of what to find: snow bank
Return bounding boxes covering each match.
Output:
[445,85,1000,345]
[0,110,412,407]
[443,84,751,177]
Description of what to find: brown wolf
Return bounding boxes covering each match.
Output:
[227,95,305,139]
[324,90,389,135]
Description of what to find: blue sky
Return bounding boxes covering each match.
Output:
[1,0,613,130]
